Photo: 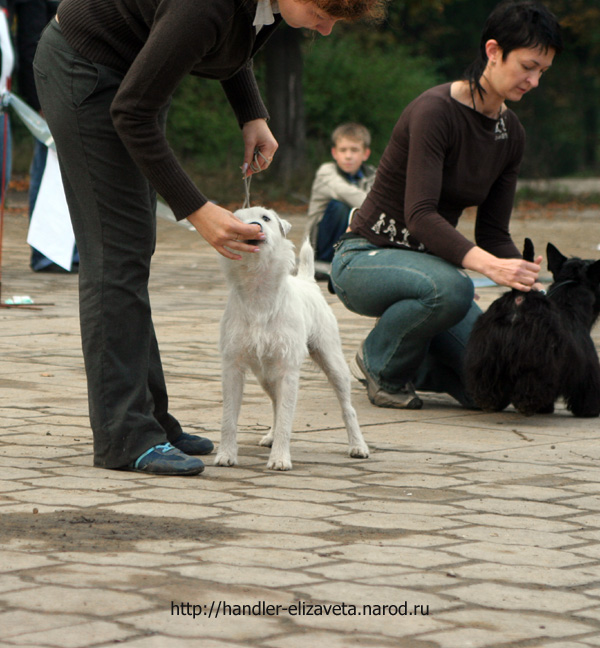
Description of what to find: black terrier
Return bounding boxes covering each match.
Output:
[464,239,600,417]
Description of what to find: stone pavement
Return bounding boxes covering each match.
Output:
[1,191,600,648]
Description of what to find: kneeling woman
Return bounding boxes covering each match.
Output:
[331,0,562,409]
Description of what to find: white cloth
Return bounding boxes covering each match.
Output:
[27,148,76,271]
[0,10,14,93]
[254,0,279,32]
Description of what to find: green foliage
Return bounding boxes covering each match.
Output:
[302,31,440,162]
[167,77,241,167]
[165,29,440,199]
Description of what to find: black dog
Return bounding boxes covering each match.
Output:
[464,239,600,417]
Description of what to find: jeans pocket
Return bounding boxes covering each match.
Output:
[331,241,368,313]
[71,60,124,108]
[71,60,101,108]
[32,61,48,82]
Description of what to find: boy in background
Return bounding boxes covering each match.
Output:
[306,122,376,278]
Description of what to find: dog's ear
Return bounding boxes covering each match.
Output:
[547,243,566,276]
[587,260,600,286]
[276,216,292,238]
[522,238,534,262]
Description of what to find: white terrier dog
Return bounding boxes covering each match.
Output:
[215,206,369,471]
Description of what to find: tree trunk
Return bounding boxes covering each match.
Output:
[264,25,307,187]
[583,98,598,171]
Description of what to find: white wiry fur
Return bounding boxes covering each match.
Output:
[215,206,369,471]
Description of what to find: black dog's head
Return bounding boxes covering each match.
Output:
[547,242,600,325]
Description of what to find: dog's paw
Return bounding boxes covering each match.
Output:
[214,452,238,467]
[349,443,369,458]
[259,433,274,447]
[266,454,292,471]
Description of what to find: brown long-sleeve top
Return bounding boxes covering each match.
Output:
[350,82,525,266]
[56,0,281,220]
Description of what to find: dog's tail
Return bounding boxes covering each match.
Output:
[511,237,535,300]
[298,238,316,281]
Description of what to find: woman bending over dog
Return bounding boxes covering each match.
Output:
[331,0,562,410]
[33,0,387,476]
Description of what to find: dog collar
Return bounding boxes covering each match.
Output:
[547,279,578,298]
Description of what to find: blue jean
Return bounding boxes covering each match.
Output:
[316,199,351,262]
[0,112,12,194]
[331,236,481,406]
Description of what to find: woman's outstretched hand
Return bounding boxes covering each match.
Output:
[462,246,542,291]
[187,202,264,260]
[187,118,278,258]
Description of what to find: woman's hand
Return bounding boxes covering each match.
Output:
[241,118,278,176]
[187,202,264,260]
[462,246,542,291]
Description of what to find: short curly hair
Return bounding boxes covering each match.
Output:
[311,0,388,22]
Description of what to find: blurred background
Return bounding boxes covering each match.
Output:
[10,0,598,208]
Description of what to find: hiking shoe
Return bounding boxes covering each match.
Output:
[352,344,423,410]
[173,432,214,456]
[128,442,205,476]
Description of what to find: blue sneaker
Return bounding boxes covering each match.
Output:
[129,442,204,476]
[173,432,214,456]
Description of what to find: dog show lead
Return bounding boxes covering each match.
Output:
[33,0,386,476]
[330,0,563,411]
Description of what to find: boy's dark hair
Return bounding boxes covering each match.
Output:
[331,123,371,148]
[464,1,563,100]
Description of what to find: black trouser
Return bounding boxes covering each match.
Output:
[34,20,183,468]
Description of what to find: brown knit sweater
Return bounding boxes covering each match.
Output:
[350,82,525,267]
[56,0,281,220]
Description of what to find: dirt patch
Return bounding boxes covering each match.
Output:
[1,509,242,552]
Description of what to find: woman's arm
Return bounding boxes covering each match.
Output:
[462,246,542,290]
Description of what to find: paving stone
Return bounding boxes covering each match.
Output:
[214,533,339,551]
[186,546,330,570]
[446,582,595,613]
[451,513,581,533]
[6,489,128,507]
[423,608,597,645]
[215,513,337,534]
[263,631,403,648]
[0,550,61,572]
[1,585,155,616]
[2,202,600,646]
[0,611,91,639]
[8,620,138,647]
[123,607,285,641]
[456,497,579,518]
[168,562,321,588]
[449,563,600,588]
[446,525,584,549]
[447,541,590,567]
[118,638,245,648]
[101,501,221,519]
[325,510,464,531]
[219,498,344,519]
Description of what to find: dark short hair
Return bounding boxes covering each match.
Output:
[465,1,563,98]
